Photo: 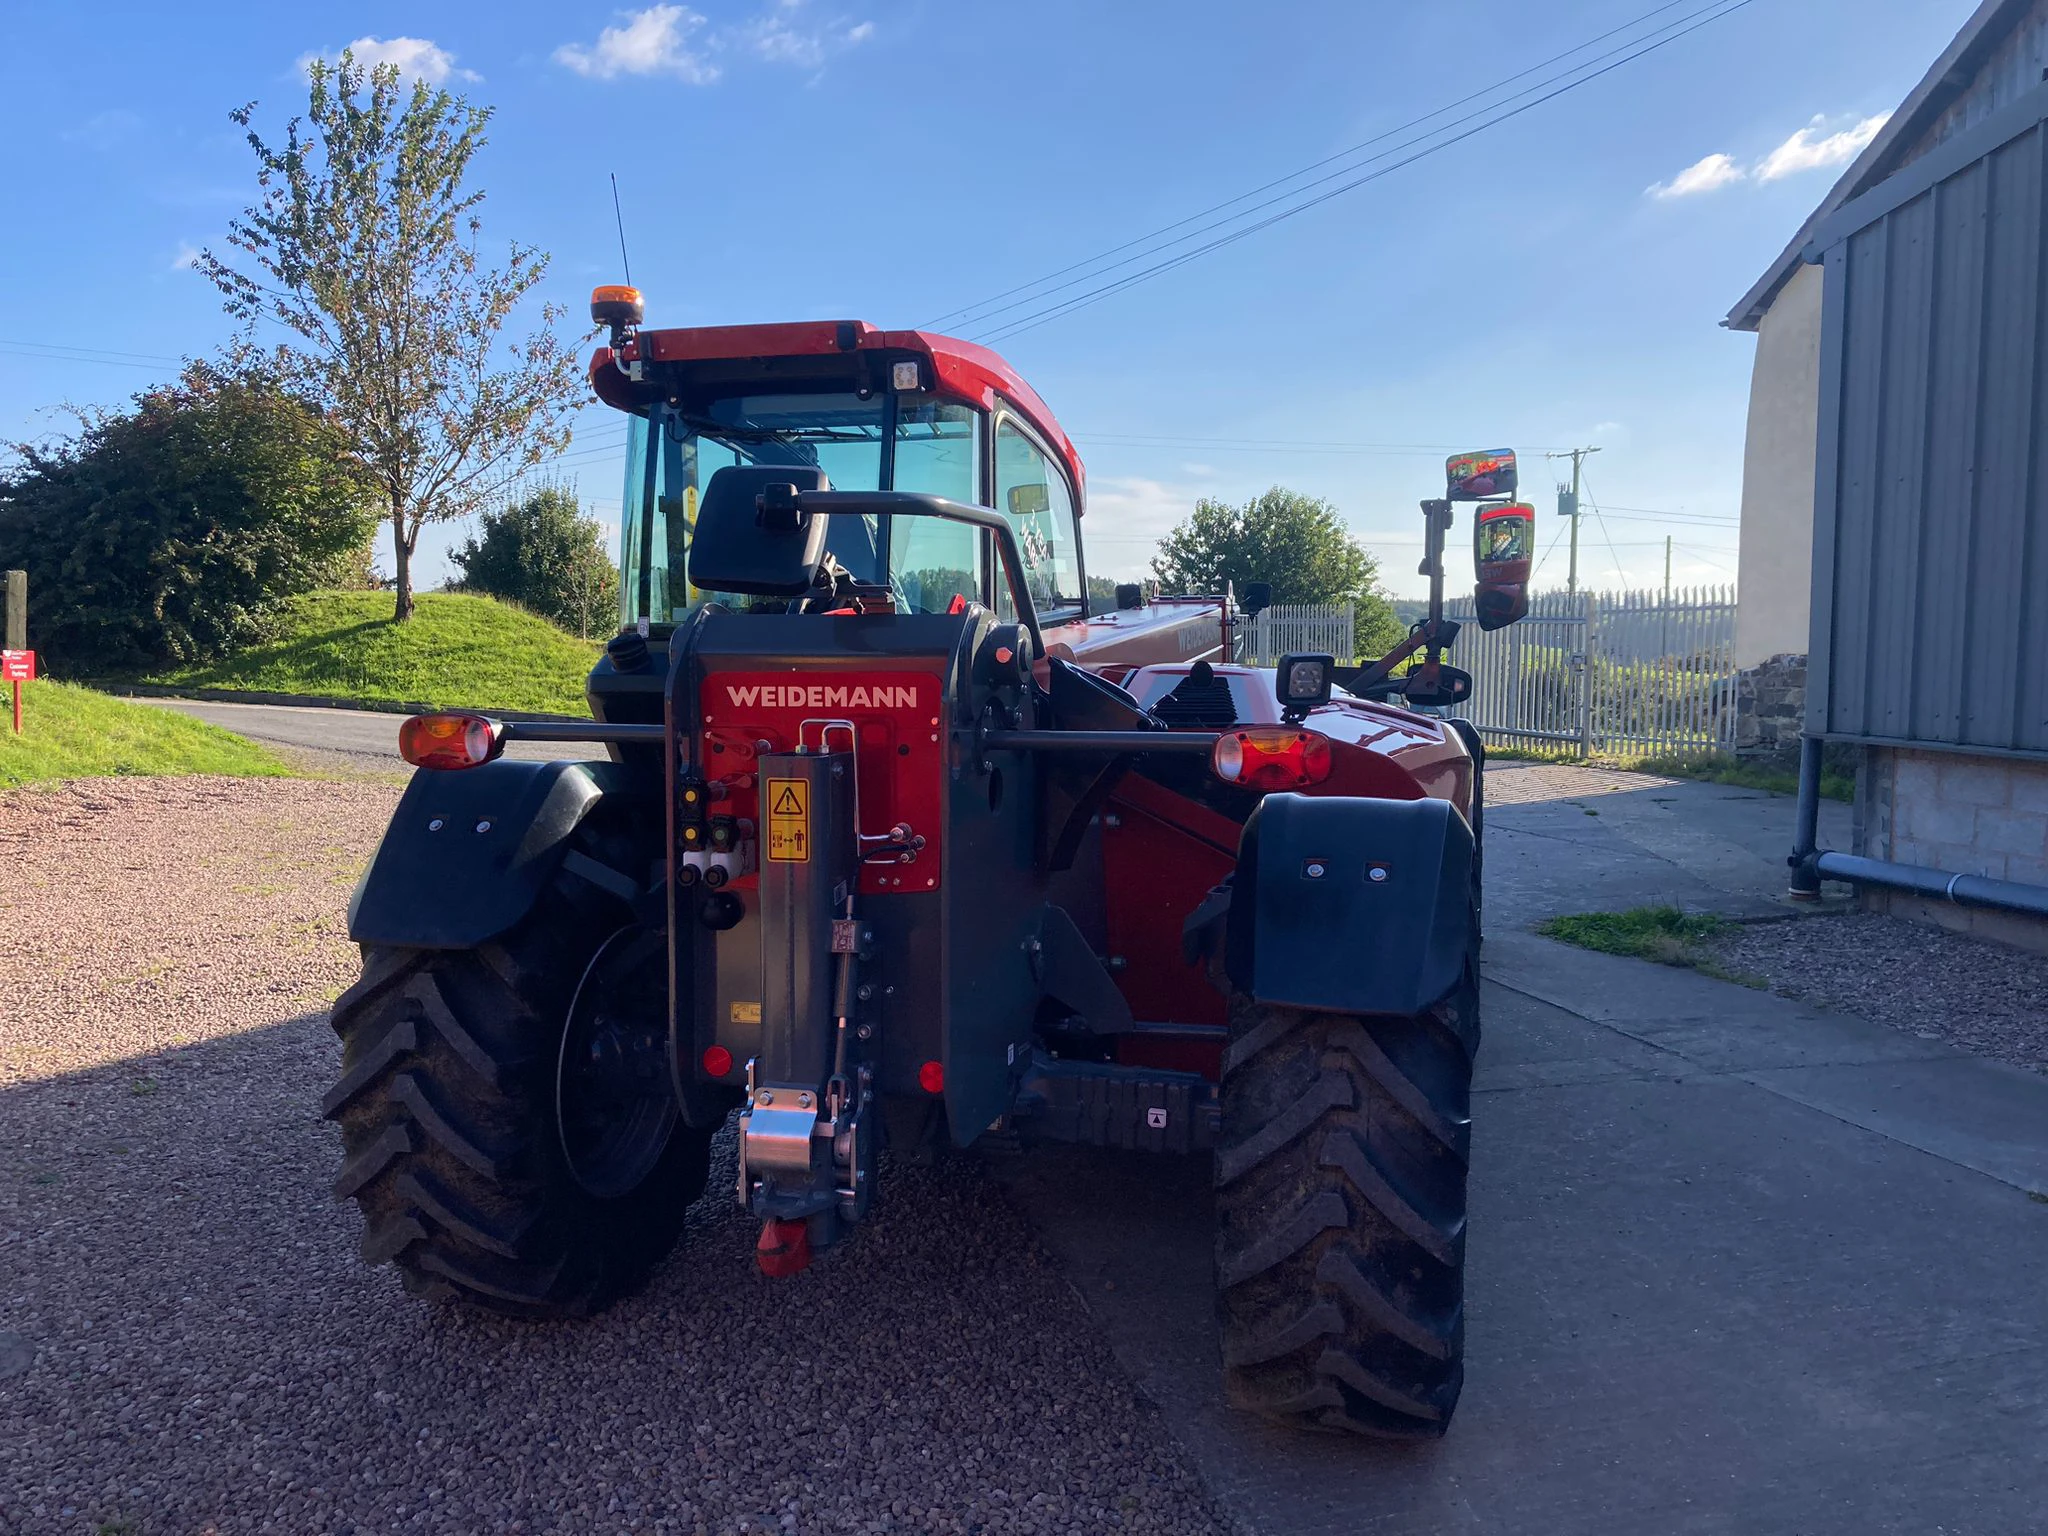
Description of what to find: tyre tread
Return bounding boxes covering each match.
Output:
[1216,939,1477,1438]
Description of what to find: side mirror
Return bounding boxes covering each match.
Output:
[1402,665,1472,707]
[1473,501,1533,631]
[1446,449,1517,502]
[1240,581,1272,617]
[1473,586,1529,631]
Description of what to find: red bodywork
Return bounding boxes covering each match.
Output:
[696,667,949,898]
[1086,659,1472,1079]
[590,320,1475,1085]
[591,320,1085,505]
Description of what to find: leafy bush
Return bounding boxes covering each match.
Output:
[0,362,375,676]
[449,482,619,639]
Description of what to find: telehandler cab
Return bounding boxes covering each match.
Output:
[330,288,1531,1437]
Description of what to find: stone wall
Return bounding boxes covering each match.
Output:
[1732,653,1807,760]
[1857,745,2048,954]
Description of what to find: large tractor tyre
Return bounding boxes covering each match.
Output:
[324,864,712,1319]
[1215,953,1478,1438]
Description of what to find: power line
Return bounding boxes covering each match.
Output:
[0,339,188,365]
[974,0,1757,344]
[1675,543,1738,574]
[1578,466,1632,585]
[1074,433,1573,457]
[919,0,1706,333]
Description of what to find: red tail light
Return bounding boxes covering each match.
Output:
[918,1059,945,1094]
[398,713,502,770]
[702,1045,734,1078]
[1211,727,1333,791]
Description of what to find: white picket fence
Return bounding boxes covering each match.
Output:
[1439,586,1738,757]
[1244,602,1356,664]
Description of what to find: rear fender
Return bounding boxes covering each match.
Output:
[347,759,643,949]
[1224,792,1473,1016]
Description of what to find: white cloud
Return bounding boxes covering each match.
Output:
[62,109,143,151]
[557,3,872,82]
[171,242,202,272]
[1079,475,1196,578]
[1646,152,1745,200]
[1757,112,1890,181]
[303,35,479,83]
[555,6,718,82]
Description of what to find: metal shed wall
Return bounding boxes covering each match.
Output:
[1807,79,2048,758]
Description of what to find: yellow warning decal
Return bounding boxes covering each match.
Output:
[765,777,809,862]
[729,1000,762,1025]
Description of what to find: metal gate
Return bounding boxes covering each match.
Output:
[1440,586,1737,757]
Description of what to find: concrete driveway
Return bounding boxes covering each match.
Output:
[1482,758,1854,919]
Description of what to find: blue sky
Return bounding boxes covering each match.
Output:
[0,0,1973,598]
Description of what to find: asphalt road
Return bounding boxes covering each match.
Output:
[132,696,572,763]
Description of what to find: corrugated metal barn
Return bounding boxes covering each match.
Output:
[1806,78,2048,760]
[1732,0,2048,949]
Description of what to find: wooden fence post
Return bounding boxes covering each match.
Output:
[3,570,23,653]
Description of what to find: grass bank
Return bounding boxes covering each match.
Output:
[1538,905,1761,986]
[145,591,602,717]
[0,680,290,790]
[1631,753,1854,803]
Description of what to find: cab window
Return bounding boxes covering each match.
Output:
[993,416,1081,616]
[889,399,983,614]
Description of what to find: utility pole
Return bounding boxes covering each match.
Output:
[1662,535,1673,657]
[1546,447,1600,594]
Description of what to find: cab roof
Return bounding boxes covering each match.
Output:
[590,319,1084,505]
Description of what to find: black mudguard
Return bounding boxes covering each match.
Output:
[347,759,639,949]
[1224,792,1474,1017]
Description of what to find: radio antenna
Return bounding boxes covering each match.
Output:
[609,172,634,287]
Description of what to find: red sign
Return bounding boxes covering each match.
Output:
[0,649,31,681]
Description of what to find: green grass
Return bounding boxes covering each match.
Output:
[145,590,603,716]
[0,679,291,790]
[1631,752,1854,803]
[1537,905,1762,986]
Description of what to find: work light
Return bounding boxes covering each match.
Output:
[1275,652,1334,713]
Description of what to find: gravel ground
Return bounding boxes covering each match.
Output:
[1714,910,2048,1073]
[0,777,1226,1536]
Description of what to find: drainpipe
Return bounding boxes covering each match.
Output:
[1787,734,1825,900]
[1789,731,2048,919]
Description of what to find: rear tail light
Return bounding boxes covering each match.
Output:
[398,713,502,770]
[1211,727,1333,791]
[702,1045,734,1078]
[918,1059,945,1094]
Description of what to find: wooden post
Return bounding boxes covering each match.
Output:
[3,570,23,653]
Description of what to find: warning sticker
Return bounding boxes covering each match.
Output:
[765,777,809,862]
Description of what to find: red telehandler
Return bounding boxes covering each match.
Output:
[328,288,1534,1436]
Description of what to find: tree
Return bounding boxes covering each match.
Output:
[1150,486,1403,654]
[0,362,375,675]
[197,54,583,623]
[450,482,619,638]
